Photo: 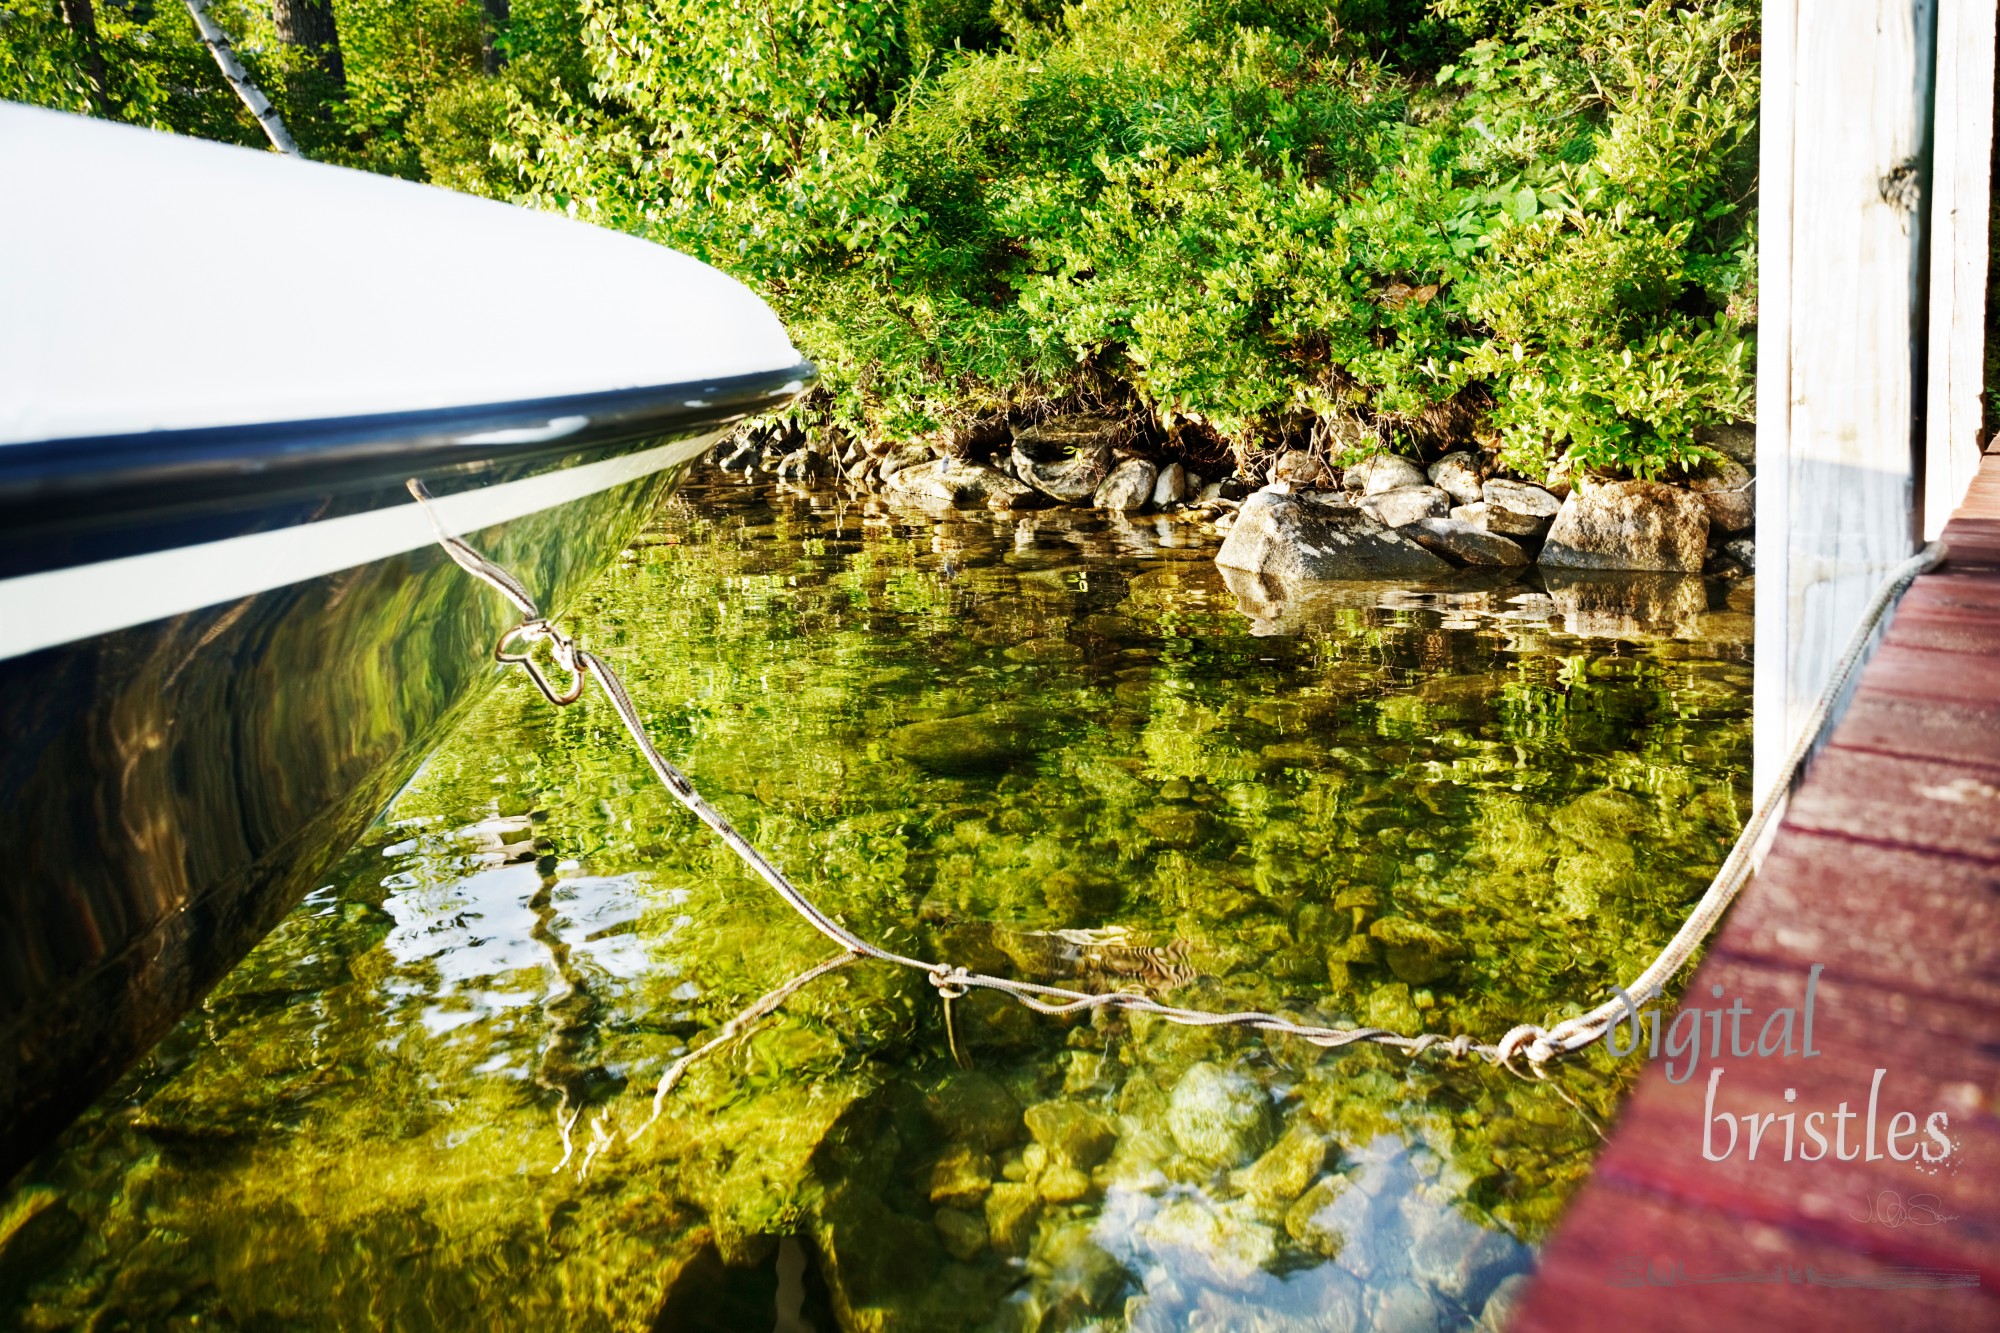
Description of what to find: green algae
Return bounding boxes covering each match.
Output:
[1,472,1753,1330]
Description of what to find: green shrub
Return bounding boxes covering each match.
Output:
[503,0,1756,479]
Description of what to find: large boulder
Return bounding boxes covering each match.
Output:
[1480,478,1562,539]
[1358,485,1451,528]
[1151,461,1189,507]
[1343,453,1429,495]
[1688,457,1755,534]
[1404,517,1529,566]
[1215,491,1453,581]
[1093,457,1157,511]
[1539,480,1711,572]
[1426,451,1486,506]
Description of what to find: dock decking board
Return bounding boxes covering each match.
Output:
[1514,450,2000,1331]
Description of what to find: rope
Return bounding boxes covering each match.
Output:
[407,481,1944,1074]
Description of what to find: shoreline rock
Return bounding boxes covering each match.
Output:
[1540,480,1710,573]
[1404,517,1529,567]
[706,414,1757,581]
[1216,491,1454,581]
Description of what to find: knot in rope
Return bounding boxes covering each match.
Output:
[496,618,587,705]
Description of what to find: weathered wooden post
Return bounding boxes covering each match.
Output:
[1754,0,1993,800]
[1924,0,1998,537]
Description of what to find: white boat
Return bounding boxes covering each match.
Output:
[0,102,812,1180]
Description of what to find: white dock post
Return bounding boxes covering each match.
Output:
[1754,0,1944,801]
[1923,0,1997,539]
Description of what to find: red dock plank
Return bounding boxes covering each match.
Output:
[1515,452,2000,1331]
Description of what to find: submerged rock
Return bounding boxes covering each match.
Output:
[984,1182,1042,1256]
[889,706,1046,774]
[1368,916,1462,986]
[1026,1220,1128,1318]
[1368,1283,1452,1333]
[1476,1273,1534,1332]
[811,1185,943,1318]
[1550,788,1651,848]
[1539,480,1710,572]
[1409,1216,1531,1313]
[923,1070,1022,1153]
[1236,1122,1330,1202]
[1215,492,1452,582]
[1427,451,1486,506]
[1139,1196,1280,1282]
[1095,457,1159,512]
[1284,1176,1369,1263]
[1404,517,1529,567]
[1359,486,1452,529]
[932,1205,988,1261]
[926,1145,995,1208]
[0,1188,81,1302]
[1344,454,1429,495]
[1023,1100,1118,1170]
[1166,1062,1276,1167]
[1479,479,1562,539]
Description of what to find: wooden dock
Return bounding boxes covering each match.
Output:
[1515,448,2000,1330]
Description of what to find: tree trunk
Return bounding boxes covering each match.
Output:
[56,0,112,116]
[270,0,346,142]
[181,0,300,154]
[480,0,511,75]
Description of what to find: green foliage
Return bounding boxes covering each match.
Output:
[1,0,1759,479]
[0,0,273,146]
[503,0,1757,478]
[0,0,585,182]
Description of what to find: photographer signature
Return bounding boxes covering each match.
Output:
[1850,1190,1958,1229]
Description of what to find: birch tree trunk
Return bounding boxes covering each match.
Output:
[181,0,300,156]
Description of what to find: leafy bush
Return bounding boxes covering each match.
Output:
[506,0,1756,479]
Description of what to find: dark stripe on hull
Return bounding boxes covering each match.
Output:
[0,452,696,1184]
[0,364,808,578]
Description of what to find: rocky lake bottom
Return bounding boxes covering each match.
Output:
[0,466,1755,1331]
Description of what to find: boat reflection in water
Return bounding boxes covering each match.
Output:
[0,103,811,1181]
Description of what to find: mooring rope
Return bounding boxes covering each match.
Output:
[409,481,1943,1076]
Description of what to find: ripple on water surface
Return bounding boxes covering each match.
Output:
[3,469,1754,1330]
